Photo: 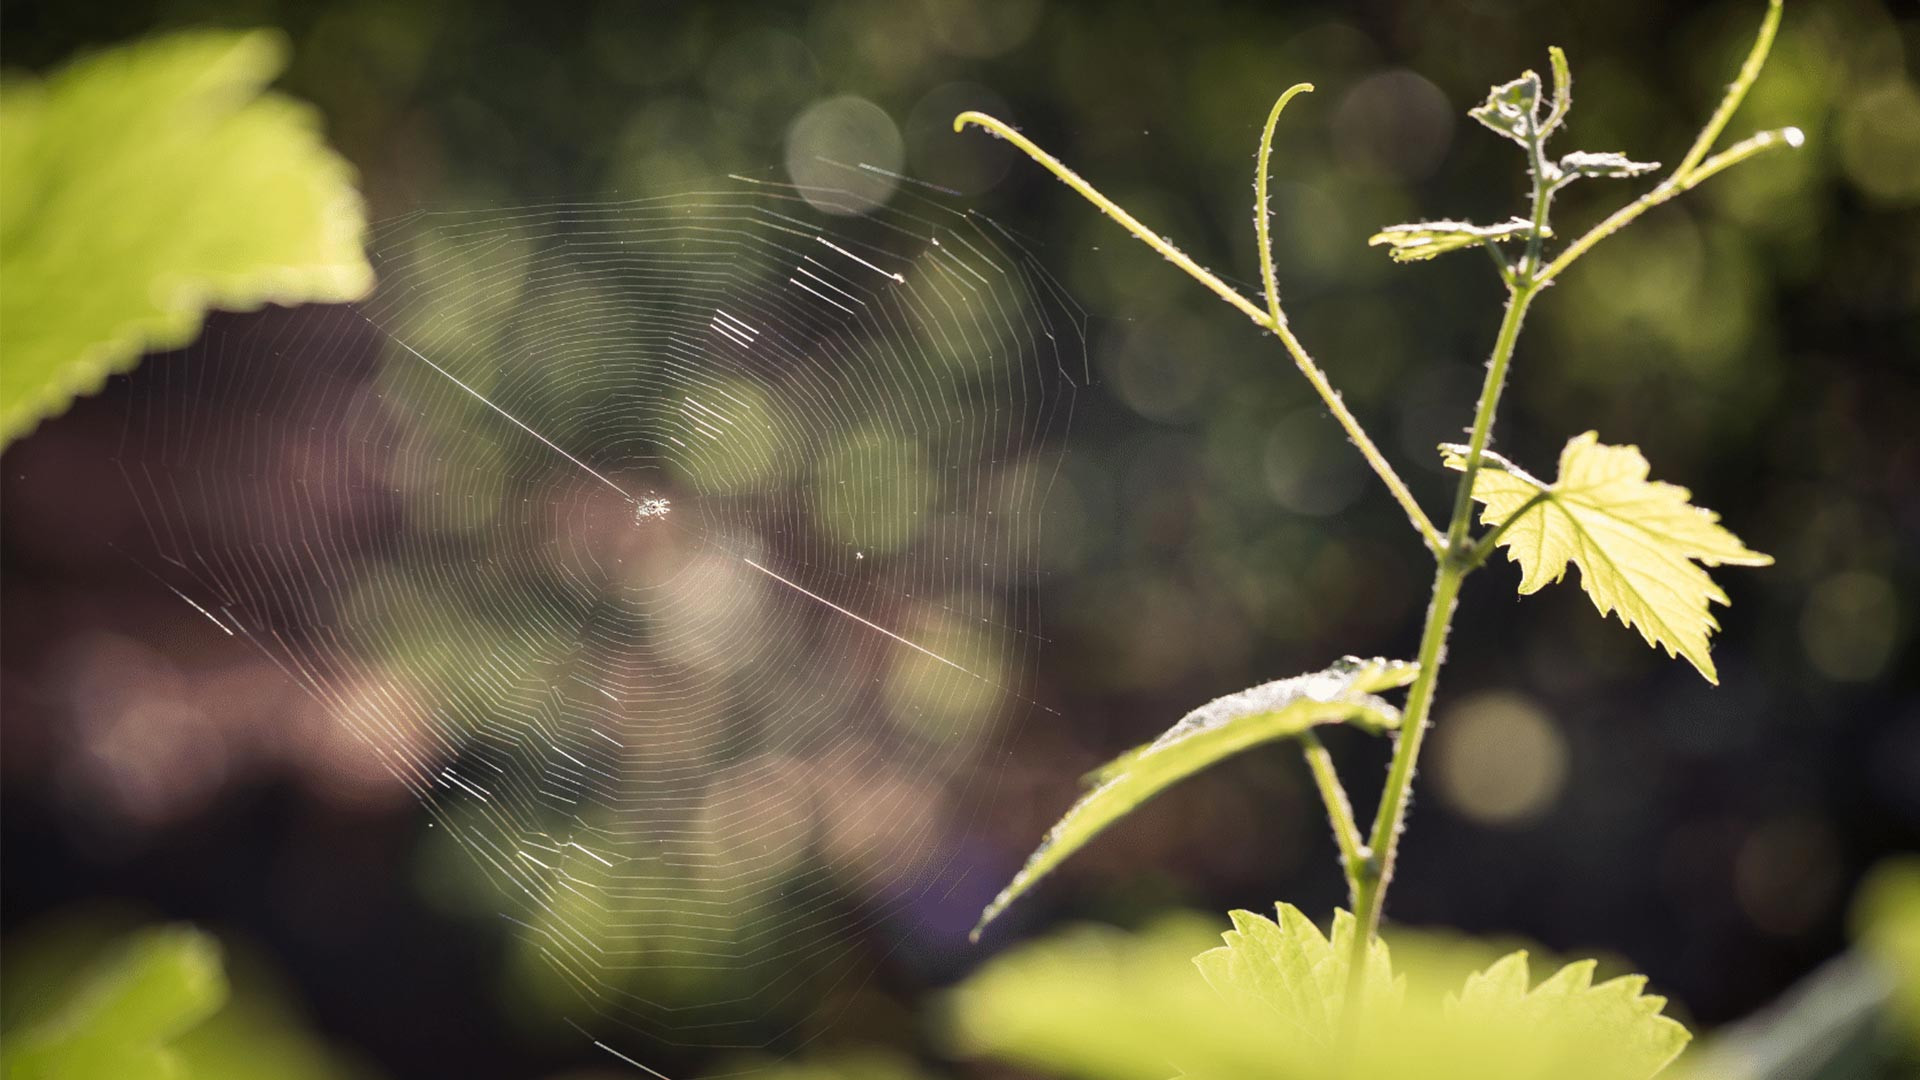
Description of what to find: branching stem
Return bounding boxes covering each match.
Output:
[959,0,1798,1037]
[1342,0,1793,1003]
[1538,127,1802,285]
[955,108,1444,553]
[1672,0,1784,180]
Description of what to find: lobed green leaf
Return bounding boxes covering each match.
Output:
[1448,952,1691,1080]
[1445,432,1772,683]
[972,658,1417,939]
[948,907,1694,1080]
[1193,904,1399,1050]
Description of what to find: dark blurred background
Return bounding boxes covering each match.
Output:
[3,0,1916,1077]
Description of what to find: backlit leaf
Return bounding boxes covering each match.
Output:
[1469,71,1544,144]
[947,908,1695,1080]
[971,658,1416,939]
[944,916,1300,1080]
[1558,150,1661,181]
[1444,432,1772,683]
[1193,904,1398,1053]
[1448,952,1691,1080]
[0,31,373,447]
[1369,217,1541,262]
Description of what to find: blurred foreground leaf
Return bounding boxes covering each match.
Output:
[1445,433,1771,684]
[2,915,370,1080]
[1855,857,1920,1044]
[945,915,1296,1080]
[1,925,226,1080]
[702,1048,934,1080]
[1448,952,1691,1080]
[972,658,1416,938]
[1192,906,1398,1055]
[0,30,373,447]
[947,906,1692,1080]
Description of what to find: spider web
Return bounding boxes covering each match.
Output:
[115,172,1083,1059]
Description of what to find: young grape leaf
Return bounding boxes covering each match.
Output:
[1469,71,1544,144]
[1557,151,1661,182]
[1368,217,1542,263]
[1192,904,1399,1052]
[1443,432,1772,683]
[971,657,1417,940]
[1448,952,1691,1080]
[0,31,374,447]
[947,909,1696,1080]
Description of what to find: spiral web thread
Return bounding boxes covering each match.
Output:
[116,172,1083,1058]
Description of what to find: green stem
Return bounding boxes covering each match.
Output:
[1344,282,1539,1007]
[1521,139,1555,278]
[1672,0,1784,181]
[1538,127,1802,286]
[1543,0,1798,287]
[1301,731,1369,903]
[956,108,1444,553]
[1337,0,1795,1012]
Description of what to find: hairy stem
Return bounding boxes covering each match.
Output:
[1345,282,1538,1007]
[1539,127,1802,285]
[1301,731,1369,903]
[1339,0,1795,1011]
[1672,0,1784,181]
[1255,91,1446,553]
[1543,0,1798,286]
[956,108,1443,552]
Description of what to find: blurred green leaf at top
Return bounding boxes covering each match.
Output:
[0,29,373,448]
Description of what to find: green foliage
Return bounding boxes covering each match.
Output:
[1448,953,1691,1080]
[956,0,1798,1066]
[944,915,1297,1080]
[1468,71,1548,145]
[1191,905,1398,1049]
[1368,217,1541,263]
[1,925,227,1080]
[1854,857,1920,1043]
[972,657,1416,938]
[947,906,1691,1080]
[704,1049,934,1080]
[1444,433,1772,684]
[0,30,373,447]
[1557,151,1662,182]
[1,917,366,1080]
